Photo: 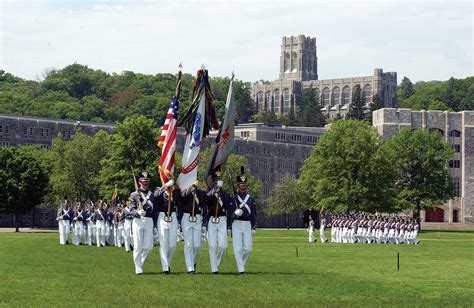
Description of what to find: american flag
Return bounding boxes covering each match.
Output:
[158,70,181,186]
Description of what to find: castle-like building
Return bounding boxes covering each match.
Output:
[251,35,398,118]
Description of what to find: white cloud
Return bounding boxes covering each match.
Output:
[0,0,472,83]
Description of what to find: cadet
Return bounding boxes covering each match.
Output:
[320,213,328,243]
[56,198,73,245]
[86,202,96,246]
[178,184,207,273]
[122,198,133,252]
[95,200,108,247]
[72,203,86,245]
[206,171,234,274]
[130,171,158,275]
[156,180,179,274]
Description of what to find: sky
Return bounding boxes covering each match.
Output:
[0,0,472,83]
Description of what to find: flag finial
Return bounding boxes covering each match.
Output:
[178,62,182,71]
[201,64,206,70]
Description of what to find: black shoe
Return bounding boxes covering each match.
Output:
[187,271,195,274]
[194,263,197,272]
[212,271,219,275]
[163,271,170,275]
[324,239,328,243]
[239,271,245,275]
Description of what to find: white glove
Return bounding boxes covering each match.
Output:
[202,226,207,234]
[165,180,174,188]
[138,209,146,217]
[227,229,231,236]
[234,209,243,217]
[153,228,158,235]
[217,180,223,188]
[251,229,256,237]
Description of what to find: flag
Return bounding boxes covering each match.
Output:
[111,185,119,206]
[205,74,236,188]
[177,68,218,191]
[158,68,182,186]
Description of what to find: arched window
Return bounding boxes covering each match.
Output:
[283,88,291,112]
[342,86,351,105]
[257,91,264,110]
[322,87,330,107]
[265,91,272,112]
[291,51,297,72]
[363,84,372,103]
[332,86,340,106]
[273,89,280,113]
[284,53,290,72]
[429,128,444,137]
[449,130,461,137]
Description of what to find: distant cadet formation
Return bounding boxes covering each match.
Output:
[56,168,257,275]
[306,213,420,244]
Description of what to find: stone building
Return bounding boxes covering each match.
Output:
[373,108,474,224]
[251,35,398,118]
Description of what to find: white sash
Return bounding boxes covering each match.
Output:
[140,191,153,208]
[237,194,251,215]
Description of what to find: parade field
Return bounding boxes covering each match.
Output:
[0,230,473,306]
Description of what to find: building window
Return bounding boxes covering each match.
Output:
[273,89,280,112]
[449,160,460,168]
[275,132,286,141]
[0,124,2,133]
[342,86,351,105]
[46,128,49,137]
[449,130,461,137]
[429,128,444,137]
[453,144,461,153]
[307,136,318,144]
[288,149,295,157]
[29,127,33,136]
[24,127,28,135]
[363,84,372,104]
[291,134,302,142]
[263,187,270,195]
[322,87,330,106]
[454,177,460,197]
[1,141,10,147]
[331,86,340,106]
[240,131,250,138]
[5,125,9,134]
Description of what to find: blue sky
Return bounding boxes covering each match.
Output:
[0,0,472,83]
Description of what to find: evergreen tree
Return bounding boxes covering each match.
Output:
[347,85,367,121]
[400,76,414,99]
[298,85,325,127]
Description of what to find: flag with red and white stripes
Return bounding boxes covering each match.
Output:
[158,70,182,186]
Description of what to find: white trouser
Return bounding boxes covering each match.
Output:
[96,220,106,247]
[87,222,95,245]
[58,220,70,245]
[320,227,326,242]
[208,216,228,273]
[115,226,124,247]
[123,220,132,252]
[232,220,252,273]
[308,226,315,242]
[106,223,114,245]
[72,222,85,245]
[158,212,178,272]
[181,213,202,272]
[132,217,154,274]
[331,227,335,242]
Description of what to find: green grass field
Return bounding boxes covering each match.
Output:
[0,230,473,306]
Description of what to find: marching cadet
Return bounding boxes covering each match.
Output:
[130,171,158,275]
[308,216,315,243]
[206,170,234,275]
[114,205,124,248]
[156,180,179,274]
[106,205,114,246]
[320,213,328,243]
[72,203,86,245]
[86,202,96,246]
[178,183,207,274]
[56,198,73,245]
[95,200,108,247]
[122,198,133,252]
[229,167,257,274]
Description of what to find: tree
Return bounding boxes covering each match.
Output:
[252,110,278,125]
[400,76,415,99]
[299,120,395,213]
[197,148,263,209]
[0,147,48,232]
[460,84,474,110]
[347,85,367,121]
[50,130,109,203]
[298,85,325,127]
[265,174,303,229]
[380,128,455,226]
[98,116,160,201]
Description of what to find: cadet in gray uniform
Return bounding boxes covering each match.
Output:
[56,199,73,245]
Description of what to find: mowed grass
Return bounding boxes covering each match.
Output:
[0,230,473,306]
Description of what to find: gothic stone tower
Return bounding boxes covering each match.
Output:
[279,35,318,81]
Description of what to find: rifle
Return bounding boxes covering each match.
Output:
[130,166,145,218]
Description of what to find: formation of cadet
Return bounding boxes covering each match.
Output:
[55,168,257,275]
[329,213,420,245]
